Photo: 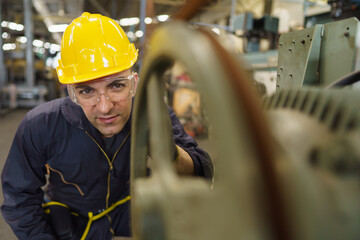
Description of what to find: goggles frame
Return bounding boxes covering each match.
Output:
[67,73,136,106]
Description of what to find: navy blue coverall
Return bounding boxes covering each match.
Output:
[1,97,213,239]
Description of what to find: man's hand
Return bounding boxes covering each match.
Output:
[174,145,195,175]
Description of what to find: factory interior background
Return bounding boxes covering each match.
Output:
[1,0,360,239]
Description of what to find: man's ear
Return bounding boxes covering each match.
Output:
[133,72,138,96]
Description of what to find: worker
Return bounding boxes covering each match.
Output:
[1,12,213,239]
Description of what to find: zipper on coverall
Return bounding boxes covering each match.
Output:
[84,131,130,237]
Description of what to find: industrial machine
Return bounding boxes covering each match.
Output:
[130,15,360,240]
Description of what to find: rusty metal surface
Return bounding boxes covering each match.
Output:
[131,20,281,240]
[171,0,211,21]
[200,28,291,240]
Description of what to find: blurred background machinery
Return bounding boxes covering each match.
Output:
[329,0,360,19]
[0,0,333,112]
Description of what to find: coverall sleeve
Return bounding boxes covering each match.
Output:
[168,107,214,181]
[1,116,55,239]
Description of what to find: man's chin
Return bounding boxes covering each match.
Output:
[102,133,115,138]
[98,125,122,137]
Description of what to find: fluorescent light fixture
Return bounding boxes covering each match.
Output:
[16,24,24,31]
[127,31,134,39]
[1,21,8,27]
[17,36,27,43]
[8,22,23,31]
[157,15,169,22]
[1,21,23,31]
[50,43,61,52]
[2,32,9,39]
[135,30,143,38]
[33,39,44,47]
[48,24,68,33]
[144,17,152,24]
[3,43,16,51]
[44,42,51,49]
[8,22,18,30]
[33,47,46,54]
[8,22,16,30]
[119,17,140,26]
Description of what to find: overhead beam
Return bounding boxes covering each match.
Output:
[132,0,185,6]
[34,13,78,22]
[111,0,117,19]
[88,0,110,17]
[153,0,185,6]
[33,0,62,43]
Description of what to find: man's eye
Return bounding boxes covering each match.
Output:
[78,88,93,95]
[111,81,127,89]
[113,83,125,88]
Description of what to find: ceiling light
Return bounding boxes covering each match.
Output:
[33,39,44,48]
[50,43,61,52]
[3,43,16,51]
[38,48,45,54]
[17,36,27,43]
[8,22,17,30]
[135,30,143,38]
[48,24,68,33]
[1,21,23,31]
[144,17,152,24]
[8,22,23,31]
[2,32,9,39]
[44,42,51,49]
[127,31,134,39]
[16,24,24,31]
[157,15,169,22]
[119,17,140,26]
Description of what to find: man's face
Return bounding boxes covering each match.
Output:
[73,69,137,137]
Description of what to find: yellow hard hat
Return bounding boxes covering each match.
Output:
[56,12,138,84]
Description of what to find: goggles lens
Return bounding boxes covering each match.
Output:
[68,74,135,106]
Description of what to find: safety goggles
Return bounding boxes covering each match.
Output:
[67,74,136,107]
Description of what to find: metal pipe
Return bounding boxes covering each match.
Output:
[139,0,146,47]
[0,0,7,105]
[78,0,85,16]
[229,0,236,31]
[111,0,117,19]
[139,0,146,69]
[88,0,110,17]
[24,0,34,87]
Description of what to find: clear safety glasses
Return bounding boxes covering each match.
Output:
[68,74,135,107]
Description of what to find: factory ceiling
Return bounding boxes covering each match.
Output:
[1,0,269,44]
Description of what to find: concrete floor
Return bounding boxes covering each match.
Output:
[0,108,29,239]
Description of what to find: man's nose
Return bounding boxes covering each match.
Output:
[96,93,113,113]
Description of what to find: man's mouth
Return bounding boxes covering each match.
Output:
[97,115,119,124]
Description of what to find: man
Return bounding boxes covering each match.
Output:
[1,12,213,239]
